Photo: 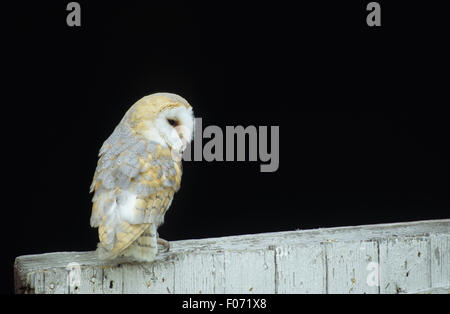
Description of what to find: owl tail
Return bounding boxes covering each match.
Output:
[97,217,149,260]
[122,224,158,262]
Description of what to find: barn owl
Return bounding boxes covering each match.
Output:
[90,93,194,262]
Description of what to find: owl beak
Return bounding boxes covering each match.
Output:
[179,136,187,152]
[175,126,188,152]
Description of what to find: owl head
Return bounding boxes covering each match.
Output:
[127,93,194,154]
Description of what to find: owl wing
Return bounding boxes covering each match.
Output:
[90,122,182,259]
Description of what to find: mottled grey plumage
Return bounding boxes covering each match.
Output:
[90,92,193,262]
[91,122,180,196]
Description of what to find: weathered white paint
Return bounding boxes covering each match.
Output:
[326,240,379,294]
[275,243,326,293]
[430,233,449,288]
[379,236,431,293]
[14,219,450,294]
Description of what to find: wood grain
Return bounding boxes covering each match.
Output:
[14,219,449,294]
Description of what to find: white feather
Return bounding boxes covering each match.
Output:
[154,106,194,151]
[116,190,138,223]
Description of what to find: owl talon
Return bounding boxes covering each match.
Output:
[157,238,170,252]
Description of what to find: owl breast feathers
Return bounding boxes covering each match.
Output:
[90,93,193,262]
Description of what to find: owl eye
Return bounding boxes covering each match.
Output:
[167,119,178,127]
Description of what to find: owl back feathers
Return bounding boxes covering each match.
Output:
[90,120,182,260]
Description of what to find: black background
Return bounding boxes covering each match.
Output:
[2,1,449,294]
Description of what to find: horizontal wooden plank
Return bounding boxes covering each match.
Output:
[14,219,449,294]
